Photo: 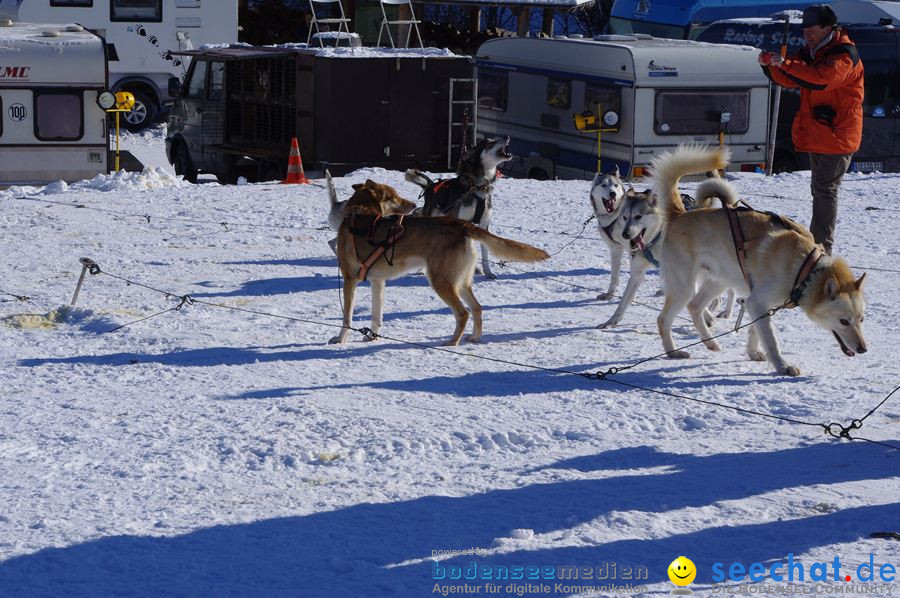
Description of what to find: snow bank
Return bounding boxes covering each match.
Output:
[34,167,188,195]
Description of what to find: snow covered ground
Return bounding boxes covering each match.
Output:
[0,130,898,597]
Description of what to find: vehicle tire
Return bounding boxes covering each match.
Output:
[772,152,798,174]
[173,142,198,184]
[528,167,549,181]
[121,91,158,133]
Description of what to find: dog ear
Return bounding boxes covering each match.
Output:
[625,188,636,197]
[648,192,658,207]
[351,183,364,190]
[854,272,866,291]
[613,164,620,177]
[825,276,840,300]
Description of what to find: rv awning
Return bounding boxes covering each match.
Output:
[172,45,301,59]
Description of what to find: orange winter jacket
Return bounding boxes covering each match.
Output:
[763,28,864,155]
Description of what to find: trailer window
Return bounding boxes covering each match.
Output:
[478,69,507,112]
[654,90,749,135]
[50,0,93,6]
[584,84,621,133]
[34,92,83,141]
[186,60,208,99]
[111,0,162,22]
[547,79,570,109]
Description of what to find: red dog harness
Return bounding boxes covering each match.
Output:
[349,214,406,282]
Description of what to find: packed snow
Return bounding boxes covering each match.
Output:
[0,131,898,597]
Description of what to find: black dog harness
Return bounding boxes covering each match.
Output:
[421,178,490,226]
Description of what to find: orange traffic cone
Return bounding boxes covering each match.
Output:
[281,137,309,184]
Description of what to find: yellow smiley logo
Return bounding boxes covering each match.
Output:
[668,556,697,586]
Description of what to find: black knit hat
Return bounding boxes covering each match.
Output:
[801,4,838,28]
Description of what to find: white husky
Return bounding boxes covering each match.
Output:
[652,145,867,376]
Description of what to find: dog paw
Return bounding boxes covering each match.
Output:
[596,292,613,301]
[482,271,497,280]
[596,319,617,329]
[747,350,766,362]
[704,340,721,351]
[654,289,665,297]
[465,334,481,343]
[779,364,801,377]
[667,350,690,359]
[442,339,462,347]
[717,309,733,319]
[328,335,344,345]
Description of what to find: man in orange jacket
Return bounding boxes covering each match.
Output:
[759,4,864,255]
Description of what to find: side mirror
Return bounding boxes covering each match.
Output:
[168,76,182,98]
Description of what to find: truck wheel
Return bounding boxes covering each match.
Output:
[122,91,158,133]
[173,143,197,184]
[528,167,549,181]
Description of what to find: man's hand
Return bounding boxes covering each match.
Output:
[758,51,784,67]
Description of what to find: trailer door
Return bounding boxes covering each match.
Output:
[178,59,207,168]
[851,28,899,173]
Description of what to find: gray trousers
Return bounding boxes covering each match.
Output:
[809,152,852,254]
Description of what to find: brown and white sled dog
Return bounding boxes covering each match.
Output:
[405,136,513,279]
[652,145,867,376]
[329,178,549,346]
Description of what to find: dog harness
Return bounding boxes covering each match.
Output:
[423,178,490,226]
[725,205,823,305]
[348,214,406,281]
[786,247,824,308]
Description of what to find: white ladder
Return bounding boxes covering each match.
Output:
[447,77,478,170]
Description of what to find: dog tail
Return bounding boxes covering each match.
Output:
[464,225,550,262]
[326,169,339,208]
[405,169,433,190]
[651,145,730,219]
[694,177,739,208]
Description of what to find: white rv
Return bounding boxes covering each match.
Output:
[0,19,110,184]
[17,0,238,131]
[476,35,771,180]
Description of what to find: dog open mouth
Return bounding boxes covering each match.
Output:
[629,229,646,251]
[602,196,617,213]
[499,142,513,159]
[832,330,856,357]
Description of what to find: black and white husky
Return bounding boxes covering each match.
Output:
[405,136,512,279]
[590,166,630,300]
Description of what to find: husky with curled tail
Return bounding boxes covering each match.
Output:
[653,145,867,376]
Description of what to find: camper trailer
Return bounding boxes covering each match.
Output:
[476,35,771,180]
[17,0,238,131]
[0,19,110,184]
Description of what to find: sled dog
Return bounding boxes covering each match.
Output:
[595,176,735,329]
[589,166,630,300]
[652,145,867,376]
[329,178,549,346]
[405,136,513,279]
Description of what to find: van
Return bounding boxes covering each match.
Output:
[165,45,474,183]
[697,17,900,173]
[16,0,237,131]
[476,35,771,180]
[0,19,110,184]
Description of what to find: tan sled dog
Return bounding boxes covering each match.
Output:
[329,179,549,346]
[653,146,867,376]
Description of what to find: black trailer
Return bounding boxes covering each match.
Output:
[165,45,475,183]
